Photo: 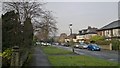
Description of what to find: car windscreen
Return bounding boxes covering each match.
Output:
[92,45,99,48]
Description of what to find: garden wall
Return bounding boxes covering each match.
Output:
[100,44,112,50]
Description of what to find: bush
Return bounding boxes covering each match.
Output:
[96,40,120,50]
[112,40,120,50]
[90,35,105,42]
[2,48,12,67]
[96,40,111,45]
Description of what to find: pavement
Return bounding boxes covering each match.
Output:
[29,46,51,67]
[52,45,119,63]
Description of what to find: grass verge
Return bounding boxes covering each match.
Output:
[48,56,118,66]
[42,46,118,67]
[42,46,74,55]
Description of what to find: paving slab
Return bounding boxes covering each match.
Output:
[29,46,51,68]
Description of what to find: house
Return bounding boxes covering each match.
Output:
[63,33,82,43]
[79,26,98,40]
[97,20,120,40]
[59,33,68,43]
[67,34,78,42]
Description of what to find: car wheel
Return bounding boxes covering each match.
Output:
[91,49,94,51]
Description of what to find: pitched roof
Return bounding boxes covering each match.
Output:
[79,26,97,35]
[67,33,78,39]
[99,20,120,30]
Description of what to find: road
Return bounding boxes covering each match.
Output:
[52,45,119,63]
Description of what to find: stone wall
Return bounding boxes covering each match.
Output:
[100,44,112,50]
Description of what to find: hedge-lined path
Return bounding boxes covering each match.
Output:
[29,46,51,67]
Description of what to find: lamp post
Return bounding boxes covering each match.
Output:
[69,24,74,52]
[69,24,72,35]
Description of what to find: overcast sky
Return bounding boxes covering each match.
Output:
[0,1,119,36]
[44,2,118,36]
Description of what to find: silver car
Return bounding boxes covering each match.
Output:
[79,43,88,49]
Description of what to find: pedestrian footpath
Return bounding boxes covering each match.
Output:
[29,46,51,67]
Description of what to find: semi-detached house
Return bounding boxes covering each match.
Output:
[97,20,120,40]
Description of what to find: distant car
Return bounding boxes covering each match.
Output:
[36,42,40,45]
[54,43,59,45]
[46,43,51,46]
[87,44,101,51]
[74,44,79,48]
[63,43,70,47]
[79,43,88,49]
[41,42,46,45]
[41,42,51,46]
[61,43,65,46]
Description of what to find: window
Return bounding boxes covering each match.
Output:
[113,29,119,36]
[118,29,120,36]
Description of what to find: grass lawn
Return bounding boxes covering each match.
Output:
[41,46,118,67]
[48,56,118,66]
[41,46,74,55]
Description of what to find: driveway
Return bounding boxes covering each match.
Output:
[52,45,119,63]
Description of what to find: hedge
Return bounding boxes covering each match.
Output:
[111,40,120,50]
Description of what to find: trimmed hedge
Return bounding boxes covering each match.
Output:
[95,40,120,50]
[111,40,120,50]
[96,40,111,45]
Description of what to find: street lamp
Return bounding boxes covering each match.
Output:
[69,24,72,35]
[69,24,74,52]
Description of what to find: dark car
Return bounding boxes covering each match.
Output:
[64,43,70,47]
[87,44,101,51]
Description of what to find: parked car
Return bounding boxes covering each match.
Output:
[36,42,40,45]
[87,44,101,51]
[74,44,79,48]
[54,43,59,45]
[79,43,88,49]
[61,43,65,46]
[41,42,51,46]
[41,42,46,45]
[64,43,70,47]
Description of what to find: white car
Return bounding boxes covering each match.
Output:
[36,42,40,45]
[74,44,80,48]
[41,42,45,45]
[46,43,51,46]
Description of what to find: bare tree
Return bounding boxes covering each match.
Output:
[3,1,58,41]
[37,11,58,41]
[3,2,45,24]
